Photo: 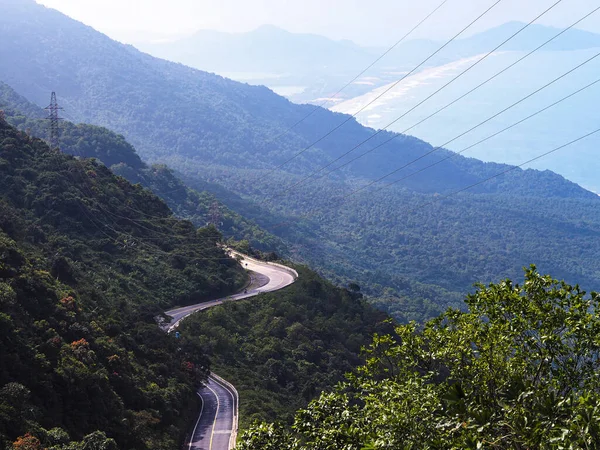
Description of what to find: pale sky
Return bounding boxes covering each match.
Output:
[36,0,600,46]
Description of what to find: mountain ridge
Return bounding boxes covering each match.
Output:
[0,116,389,448]
[136,22,377,74]
[3,0,600,323]
[0,78,286,253]
[0,116,245,448]
[0,2,593,199]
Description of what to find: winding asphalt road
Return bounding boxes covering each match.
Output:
[165,251,297,450]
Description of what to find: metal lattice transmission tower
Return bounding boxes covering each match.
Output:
[44,92,63,150]
[209,201,223,229]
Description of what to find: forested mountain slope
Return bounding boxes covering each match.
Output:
[182,266,390,429]
[0,119,246,448]
[238,268,600,449]
[0,80,285,253]
[0,118,392,448]
[0,0,591,198]
[2,0,600,322]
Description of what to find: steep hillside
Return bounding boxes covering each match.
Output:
[0,80,285,253]
[0,0,588,197]
[2,0,600,322]
[181,266,389,428]
[0,118,394,448]
[0,118,247,448]
[237,268,600,449]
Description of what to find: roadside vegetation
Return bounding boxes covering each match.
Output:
[179,267,390,429]
[0,120,244,449]
[238,267,600,449]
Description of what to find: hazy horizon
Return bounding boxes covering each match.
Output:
[35,0,600,47]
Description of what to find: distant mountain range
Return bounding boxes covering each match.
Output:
[138,21,600,72]
[138,24,377,75]
[140,19,600,193]
[137,21,600,101]
[3,0,600,324]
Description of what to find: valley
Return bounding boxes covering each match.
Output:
[3,0,600,324]
[2,0,600,448]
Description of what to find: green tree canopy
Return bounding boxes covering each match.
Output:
[239,267,600,449]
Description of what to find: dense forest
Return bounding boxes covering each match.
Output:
[179,268,389,428]
[190,167,600,322]
[238,268,600,449]
[0,119,392,448]
[2,2,600,448]
[0,80,285,254]
[2,0,600,323]
[0,119,247,449]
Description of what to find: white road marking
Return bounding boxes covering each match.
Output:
[189,392,204,450]
[210,376,236,447]
[206,383,220,450]
[168,251,298,450]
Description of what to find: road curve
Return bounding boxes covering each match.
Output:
[188,377,236,450]
[165,250,298,450]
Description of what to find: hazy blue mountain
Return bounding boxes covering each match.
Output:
[333,31,600,192]
[138,25,377,74]
[136,21,600,106]
[136,24,378,100]
[3,0,600,321]
[456,21,600,53]
[391,22,600,64]
[0,0,587,198]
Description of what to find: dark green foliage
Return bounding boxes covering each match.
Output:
[239,268,600,449]
[0,80,286,255]
[179,267,389,429]
[3,0,600,324]
[113,163,286,254]
[0,120,247,449]
[189,170,600,323]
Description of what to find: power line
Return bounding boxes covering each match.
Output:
[77,182,234,245]
[260,0,451,146]
[45,150,237,258]
[401,127,600,215]
[76,194,235,259]
[38,129,238,244]
[344,49,600,197]
[259,0,505,179]
[71,159,246,250]
[101,205,231,242]
[315,4,600,184]
[271,121,600,232]
[4,104,244,262]
[84,179,246,242]
[265,71,600,231]
[368,77,600,197]
[272,0,595,199]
